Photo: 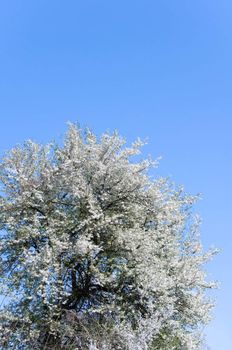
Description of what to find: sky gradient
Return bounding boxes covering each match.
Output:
[0,1,231,349]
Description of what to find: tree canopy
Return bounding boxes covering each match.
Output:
[0,124,216,349]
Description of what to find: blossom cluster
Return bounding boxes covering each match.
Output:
[0,124,217,349]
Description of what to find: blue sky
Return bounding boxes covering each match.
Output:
[0,1,231,348]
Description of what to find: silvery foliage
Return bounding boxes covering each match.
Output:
[0,124,217,349]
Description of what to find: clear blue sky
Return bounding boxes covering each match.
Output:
[0,1,231,349]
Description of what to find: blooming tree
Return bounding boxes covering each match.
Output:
[0,124,216,349]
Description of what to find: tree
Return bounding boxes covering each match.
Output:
[0,124,216,349]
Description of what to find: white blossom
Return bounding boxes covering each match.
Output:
[0,124,217,349]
